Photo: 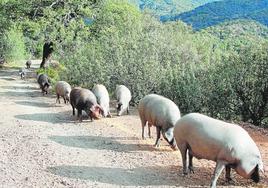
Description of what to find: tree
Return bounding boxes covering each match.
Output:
[0,0,100,58]
[40,41,54,68]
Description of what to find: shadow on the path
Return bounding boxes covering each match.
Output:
[49,135,172,152]
[0,90,55,98]
[0,67,37,78]
[47,164,231,187]
[14,111,73,124]
[1,85,39,90]
[15,101,55,108]
[0,69,19,77]
[0,91,41,98]
[1,77,16,81]
[47,163,261,187]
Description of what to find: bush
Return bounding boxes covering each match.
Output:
[213,42,268,126]
[57,0,268,127]
[36,62,65,87]
[60,1,221,107]
[2,25,27,62]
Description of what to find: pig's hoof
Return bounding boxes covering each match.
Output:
[171,146,178,151]
[188,167,194,174]
[225,177,234,184]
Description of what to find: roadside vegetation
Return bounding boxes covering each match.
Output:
[1,0,267,126]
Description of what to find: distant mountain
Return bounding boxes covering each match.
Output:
[205,19,268,39]
[129,0,220,16]
[160,0,268,30]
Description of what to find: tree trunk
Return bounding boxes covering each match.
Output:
[40,42,54,68]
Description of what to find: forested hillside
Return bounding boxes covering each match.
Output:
[161,0,268,30]
[0,0,268,126]
[205,19,268,39]
[130,0,220,16]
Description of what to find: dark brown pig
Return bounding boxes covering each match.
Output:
[26,60,32,69]
[70,87,103,122]
[37,73,50,95]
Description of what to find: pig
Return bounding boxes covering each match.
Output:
[0,55,5,66]
[55,81,72,104]
[116,85,131,116]
[138,94,180,149]
[92,84,111,117]
[19,68,26,79]
[173,113,264,188]
[70,87,104,122]
[37,73,50,95]
[26,60,32,69]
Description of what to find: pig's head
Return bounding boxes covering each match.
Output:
[102,109,109,117]
[234,152,264,183]
[117,102,123,116]
[162,128,177,150]
[65,91,71,103]
[88,104,103,119]
[42,83,50,94]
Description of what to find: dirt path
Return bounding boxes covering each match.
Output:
[0,61,267,188]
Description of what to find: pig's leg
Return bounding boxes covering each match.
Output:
[154,126,161,147]
[210,161,226,188]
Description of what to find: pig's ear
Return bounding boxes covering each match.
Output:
[117,103,122,110]
[89,106,95,113]
[44,83,50,88]
[163,128,173,142]
[251,164,260,183]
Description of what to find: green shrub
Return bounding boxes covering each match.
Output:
[2,25,27,62]
[21,20,44,58]
[36,63,65,89]
[211,42,268,126]
[60,1,221,108]
[4,0,263,126]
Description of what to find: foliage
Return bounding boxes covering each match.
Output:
[130,0,220,17]
[211,42,268,126]
[60,0,268,126]
[205,19,268,40]
[162,0,268,30]
[62,0,222,106]
[2,26,27,62]
[0,0,100,58]
[36,63,66,86]
[62,0,150,101]
[1,0,268,126]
